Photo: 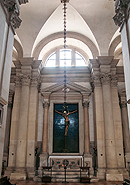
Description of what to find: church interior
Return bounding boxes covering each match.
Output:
[1,0,130,183]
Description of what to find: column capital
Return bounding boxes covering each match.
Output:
[30,60,42,87]
[15,71,22,87]
[30,75,40,87]
[14,58,42,87]
[113,0,130,30]
[43,101,49,108]
[91,75,101,87]
[21,74,31,86]
[8,91,14,108]
[100,73,111,85]
[83,100,89,108]
[119,90,127,108]
[111,75,118,86]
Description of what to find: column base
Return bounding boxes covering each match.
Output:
[119,168,129,179]
[83,153,94,175]
[97,168,106,180]
[26,167,35,179]
[4,167,14,178]
[10,168,27,180]
[40,153,48,167]
[106,170,123,181]
[125,153,130,168]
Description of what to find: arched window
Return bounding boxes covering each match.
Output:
[60,49,72,67]
[75,52,86,66]
[45,52,56,67]
[45,49,87,67]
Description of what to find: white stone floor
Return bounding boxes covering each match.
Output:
[10,180,123,185]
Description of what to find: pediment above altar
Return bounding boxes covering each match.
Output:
[41,81,91,96]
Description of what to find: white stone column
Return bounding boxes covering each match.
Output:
[111,76,127,176]
[113,0,130,138]
[101,71,123,181]
[5,71,21,177]
[89,59,106,179]
[121,23,130,133]
[0,0,28,178]
[26,61,41,178]
[10,59,33,180]
[101,74,118,177]
[120,94,130,169]
[93,76,106,179]
[83,100,93,175]
[40,100,49,167]
[0,2,16,177]
[3,91,14,166]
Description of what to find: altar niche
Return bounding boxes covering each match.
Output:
[53,104,79,153]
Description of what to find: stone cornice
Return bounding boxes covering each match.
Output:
[1,0,28,31]
[113,0,130,30]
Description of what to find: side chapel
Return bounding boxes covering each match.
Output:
[0,0,130,182]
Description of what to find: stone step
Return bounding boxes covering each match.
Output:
[43,171,88,174]
[51,178,80,183]
[44,171,81,174]
[51,174,80,178]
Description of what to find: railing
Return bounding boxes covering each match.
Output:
[41,166,91,183]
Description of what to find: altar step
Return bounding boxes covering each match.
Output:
[42,169,90,183]
[34,168,99,183]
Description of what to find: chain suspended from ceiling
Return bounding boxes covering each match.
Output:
[62,0,68,111]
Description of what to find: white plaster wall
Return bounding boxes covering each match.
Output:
[0,6,8,86]
[121,22,130,132]
[1,28,14,101]
[0,105,7,177]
